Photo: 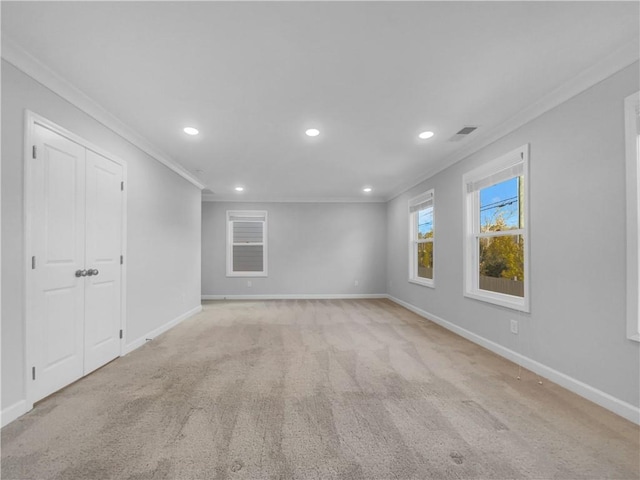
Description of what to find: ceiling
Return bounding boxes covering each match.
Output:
[2,1,639,202]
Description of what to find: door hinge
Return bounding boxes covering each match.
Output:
[120,255,123,265]
[31,256,36,269]
[119,329,123,339]
[32,366,36,380]
[121,181,124,191]
[32,145,37,159]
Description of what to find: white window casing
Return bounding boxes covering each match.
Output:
[409,189,435,288]
[625,91,640,342]
[463,145,530,312]
[226,210,268,277]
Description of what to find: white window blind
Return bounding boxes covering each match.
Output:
[227,210,267,276]
[233,221,263,243]
[466,162,524,193]
[228,214,265,222]
[409,191,434,213]
[232,245,264,272]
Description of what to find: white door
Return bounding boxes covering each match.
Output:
[83,150,123,374]
[31,124,124,402]
[31,124,86,401]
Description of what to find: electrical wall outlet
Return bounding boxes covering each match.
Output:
[354,280,359,287]
[247,280,252,287]
[510,319,518,334]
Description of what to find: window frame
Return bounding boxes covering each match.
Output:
[226,210,268,278]
[463,144,530,312]
[408,189,435,288]
[625,91,640,342]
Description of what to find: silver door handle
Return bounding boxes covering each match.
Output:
[87,269,99,276]
[75,269,87,277]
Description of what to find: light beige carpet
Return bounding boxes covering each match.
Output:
[2,299,638,479]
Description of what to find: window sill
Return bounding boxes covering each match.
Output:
[226,273,268,278]
[464,290,529,313]
[409,278,435,289]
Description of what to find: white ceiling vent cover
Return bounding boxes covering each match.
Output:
[449,126,479,142]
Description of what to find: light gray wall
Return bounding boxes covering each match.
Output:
[387,62,640,408]
[1,61,202,411]
[202,202,387,296]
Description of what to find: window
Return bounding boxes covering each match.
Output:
[463,145,529,311]
[409,190,434,287]
[625,91,640,342]
[226,210,267,277]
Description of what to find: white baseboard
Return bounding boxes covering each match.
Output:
[202,294,388,301]
[122,304,203,355]
[1,400,29,428]
[387,295,640,425]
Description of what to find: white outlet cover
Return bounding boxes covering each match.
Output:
[510,319,518,334]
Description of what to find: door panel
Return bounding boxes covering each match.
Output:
[44,288,78,366]
[32,124,86,401]
[83,149,123,374]
[45,151,79,261]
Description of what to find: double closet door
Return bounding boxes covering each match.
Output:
[30,122,124,402]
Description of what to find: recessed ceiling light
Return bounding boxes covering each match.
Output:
[363,187,373,193]
[418,131,434,140]
[305,128,320,137]
[234,186,244,192]
[183,127,199,136]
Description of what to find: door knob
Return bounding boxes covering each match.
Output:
[75,269,87,277]
[87,268,99,276]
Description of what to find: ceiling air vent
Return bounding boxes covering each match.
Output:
[449,125,478,142]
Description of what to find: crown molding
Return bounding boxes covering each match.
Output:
[202,193,386,203]
[1,35,205,190]
[387,37,640,201]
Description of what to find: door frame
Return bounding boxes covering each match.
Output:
[23,110,128,409]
